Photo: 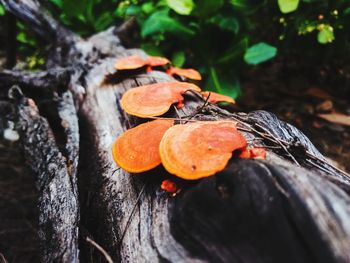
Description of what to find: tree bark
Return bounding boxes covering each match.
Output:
[1,1,350,262]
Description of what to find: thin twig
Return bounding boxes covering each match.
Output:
[117,183,147,248]
[86,237,114,263]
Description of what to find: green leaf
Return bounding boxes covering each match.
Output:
[172,51,186,67]
[206,67,241,99]
[141,10,195,37]
[141,43,164,56]
[217,37,248,64]
[0,4,5,16]
[94,12,114,32]
[195,0,223,17]
[218,17,240,34]
[124,6,142,16]
[16,32,36,46]
[49,0,63,8]
[61,0,87,18]
[142,2,155,14]
[278,0,300,14]
[244,42,277,65]
[166,0,194,15]
[317,27,334,44]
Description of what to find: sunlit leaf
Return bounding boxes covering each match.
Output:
[317,27,334,44]
[166,0,194,15]
[278,0,300,14]
[244,42,277,65]
[0,4,5,16]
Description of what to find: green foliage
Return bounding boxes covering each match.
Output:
[0,4,5,16]
[166,0,194,15]
[244,42,277,65]
[3,0,350,96]
[115,0,274,98]
[278,0,300,14]
[48,0,118,35]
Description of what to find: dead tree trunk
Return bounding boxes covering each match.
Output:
[1,1,350,262]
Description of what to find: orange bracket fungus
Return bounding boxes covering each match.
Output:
[115,55,147,70]
[115,55,169,71]
[112,119,173,173]
[146,56,170,67]
[239,147,267,159]
[201,91,235,104]
[120,81,201,118]
[159,121,247,180]
[166,67,202,81]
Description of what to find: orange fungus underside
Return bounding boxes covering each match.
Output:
[202,91,235,104]
[115,55,147,70]
[167,67,202,80]
[112,119,174,173]
[115,55,170,70]
[120,81,201,118]
[159,121,247,180]
[147,56,170,67]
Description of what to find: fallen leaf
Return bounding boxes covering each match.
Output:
[316,100,333,112]
[318,113,350,127]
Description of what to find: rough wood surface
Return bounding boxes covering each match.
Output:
[1,0,350,262]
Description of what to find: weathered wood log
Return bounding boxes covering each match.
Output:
[1,0,350,262]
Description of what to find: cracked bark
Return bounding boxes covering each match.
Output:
[0,0,350,262]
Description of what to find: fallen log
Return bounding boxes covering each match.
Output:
[0,0,350,262]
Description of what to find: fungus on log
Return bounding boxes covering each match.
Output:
[1,0,350,263]
[201,91,236,104]
[112,119,174,173]
[167,66,202,80]
[159,121,247,180]
[120,81,201,117]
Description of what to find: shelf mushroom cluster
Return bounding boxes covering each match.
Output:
[112,55,266,192]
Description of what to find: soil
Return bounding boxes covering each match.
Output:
[238,62,350,173]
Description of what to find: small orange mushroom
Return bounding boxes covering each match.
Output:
[238,147,267,159]
[201,91,235,104]
[167,67,202,80]
[115,55,148,70]
[159,121,247,180]
[115,55,170,71]
[112,119,174,173]
[161,179,179,194]
[146,56,170,67]
[120,81,201,118]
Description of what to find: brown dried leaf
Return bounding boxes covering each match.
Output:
[318,113,350,127]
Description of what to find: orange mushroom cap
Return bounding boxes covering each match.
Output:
[115,55,148,70]
[202,91,235,104]
[159,121,247,180]
[112,119,174,173]
[161,179,179,194]
[120,81,201,118]
[147,56,170,67]
[167,67,202,80]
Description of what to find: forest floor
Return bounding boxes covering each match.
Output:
[238,63,350,173]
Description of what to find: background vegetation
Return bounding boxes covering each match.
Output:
[1,0,350,98]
